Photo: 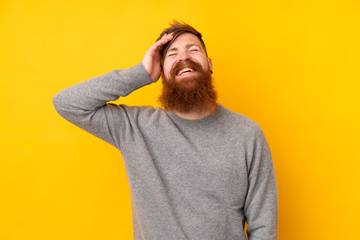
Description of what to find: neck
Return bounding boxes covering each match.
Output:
[172,104,217,120]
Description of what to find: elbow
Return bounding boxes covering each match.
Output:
[52,92,69,117]
[52,93,59,107]
[52,92,62,113]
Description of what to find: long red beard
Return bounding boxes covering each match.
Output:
[158,59,217,113]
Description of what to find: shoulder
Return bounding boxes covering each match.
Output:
[220,105,264,137]
[220,106,271,156]
[117,104,168,123]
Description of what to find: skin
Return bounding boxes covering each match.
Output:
[142,32,216,120]
[142,33,174,83]
[161,33,213,82]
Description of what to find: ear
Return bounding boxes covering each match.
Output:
[208,58,213,72]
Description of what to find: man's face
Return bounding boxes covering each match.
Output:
[162,32,212,83]
[158,32,217,113]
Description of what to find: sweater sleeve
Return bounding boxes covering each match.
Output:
[244,127,278,240]
[52,62,152,149]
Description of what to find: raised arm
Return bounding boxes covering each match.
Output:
[52,33,173,148]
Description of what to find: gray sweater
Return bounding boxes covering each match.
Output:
[53,62,278,240]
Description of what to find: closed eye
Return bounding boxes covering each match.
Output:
[190,48,199,52]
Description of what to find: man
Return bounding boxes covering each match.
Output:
[53,21,278,240]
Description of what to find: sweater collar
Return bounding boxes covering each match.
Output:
[166,103,224,126]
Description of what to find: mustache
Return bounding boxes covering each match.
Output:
[170,59,202,78]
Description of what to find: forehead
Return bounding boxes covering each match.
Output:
[167,32,204,50]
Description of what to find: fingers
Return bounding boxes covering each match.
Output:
[161,32,174,43]
[151,33,174,52]
[159,33,174,45]
[142,33,174,82]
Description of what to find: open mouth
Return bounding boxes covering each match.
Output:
[176,68,195,76]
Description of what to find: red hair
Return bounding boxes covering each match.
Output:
[156,20,208,65]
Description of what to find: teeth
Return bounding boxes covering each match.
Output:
[177,68,193,76]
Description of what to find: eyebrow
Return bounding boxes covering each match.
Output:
[167,44,201,53]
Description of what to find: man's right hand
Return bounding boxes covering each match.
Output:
[142,33,174,83]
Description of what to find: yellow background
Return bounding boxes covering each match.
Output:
[1,0,359,239]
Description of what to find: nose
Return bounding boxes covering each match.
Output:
[178,50,191,61]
